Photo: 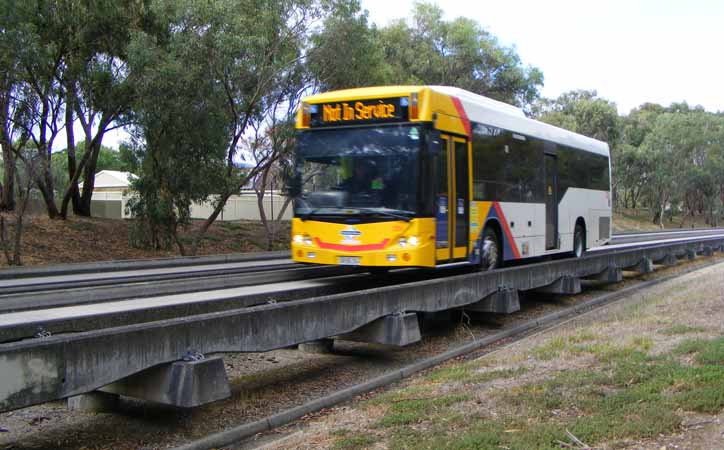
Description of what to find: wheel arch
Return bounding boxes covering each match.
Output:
[575,216,587,250]
[481,217,504,258]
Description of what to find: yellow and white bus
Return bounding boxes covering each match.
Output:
[291,86,611,269]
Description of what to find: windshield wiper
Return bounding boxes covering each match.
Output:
[353,208,413,222]
[299,207,347,220]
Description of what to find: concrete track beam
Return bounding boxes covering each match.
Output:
[99,356,230,408]
[533,276,582,295]
[338,312,421,347]
[463,287,520,314]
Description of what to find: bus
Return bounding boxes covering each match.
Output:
[290,86,611,270]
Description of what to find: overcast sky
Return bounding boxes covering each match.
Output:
[361,0,724,114]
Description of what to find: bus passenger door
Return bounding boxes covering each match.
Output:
[435,135,469,263]
[435,135,452,262]
[452,137,469,259]
[545,153,558,249]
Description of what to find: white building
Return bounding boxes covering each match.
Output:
[84,170,291,221]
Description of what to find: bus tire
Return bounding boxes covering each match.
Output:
[480,226,501,271]
[573,223,586,258]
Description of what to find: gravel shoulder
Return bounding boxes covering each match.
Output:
[259,262,724,450]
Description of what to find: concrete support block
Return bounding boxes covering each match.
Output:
[533,276,582,294]
[100,356,230,408]
[67,391,119,413]
[625,257,654,274]
[338,312,421,347]
[701,246,714,257]
[686,249,696,260]
[654,253,677,267]
[464,287,520,314]
[299,339,335,354]
[588,266,623,283]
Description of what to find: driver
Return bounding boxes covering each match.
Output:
[342,162,384,194]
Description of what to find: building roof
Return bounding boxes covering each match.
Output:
[79,170,137,189]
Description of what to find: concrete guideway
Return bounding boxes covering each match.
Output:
[0,250,290,281]
[608,227,724,245]
[0,264,350,314]
[0,257,294,295]
[0,273,381,342]
[1,234,723,413]
[596,230,724,251]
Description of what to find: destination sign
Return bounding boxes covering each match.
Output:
[310,97,409,127]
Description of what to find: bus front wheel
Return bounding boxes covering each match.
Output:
[480,226,501,271]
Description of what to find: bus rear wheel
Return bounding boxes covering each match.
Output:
[573,223,586,258]
[480,226,501,271]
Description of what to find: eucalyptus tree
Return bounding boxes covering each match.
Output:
[377,1,543,110]
[127,0,326,254]
[642,112,724,227]
[0,0,66,218]
[0,3,27,211]
[58,1,144,218]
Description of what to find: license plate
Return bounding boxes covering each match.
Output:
[338,256,361,265]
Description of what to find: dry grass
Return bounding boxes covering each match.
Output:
[613,207,718,232]
[0,214,290,268]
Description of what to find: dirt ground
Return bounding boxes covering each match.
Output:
[261,262,724,450]
[0,215,290,268]
[613,208,719,233]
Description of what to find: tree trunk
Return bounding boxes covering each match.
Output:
[36,174,60,219]
[35,144,60,219]
[190,191,233,256]
[0,144,15,211]
[63,97,81,217]
[77,132,105,216]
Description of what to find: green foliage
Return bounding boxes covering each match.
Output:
[536,90,621,144]
[309,0,390,90]
[376,1,543,109]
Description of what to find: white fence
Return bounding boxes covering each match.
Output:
[89,191,292,221]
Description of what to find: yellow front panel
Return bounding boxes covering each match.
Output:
[291,218,436,267]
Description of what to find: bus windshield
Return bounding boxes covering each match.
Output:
[294,125,422,220]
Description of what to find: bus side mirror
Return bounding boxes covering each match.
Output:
[428,131,442,155]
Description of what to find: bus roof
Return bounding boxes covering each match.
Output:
[430,86,609,156]
[302,86,610,157]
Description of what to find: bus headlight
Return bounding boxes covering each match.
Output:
[398,236,419,247]
[294,234,314,246]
